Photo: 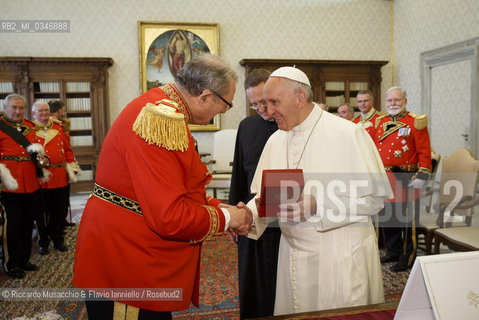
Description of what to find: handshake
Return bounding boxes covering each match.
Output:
[219,202,253,237]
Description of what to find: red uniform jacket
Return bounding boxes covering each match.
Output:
[73,84,225,312]
[35,121,76,189]
[373,109,432,202]
[353,108,384,139]
[0,115,40,193]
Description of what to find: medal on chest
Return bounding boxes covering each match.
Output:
[398,127,411,137]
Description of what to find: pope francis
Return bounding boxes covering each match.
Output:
[245,67,393,315]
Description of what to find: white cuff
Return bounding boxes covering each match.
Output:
[221,208,230,231]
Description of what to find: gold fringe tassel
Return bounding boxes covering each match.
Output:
[411,113,428,130]
[132,102,189,152]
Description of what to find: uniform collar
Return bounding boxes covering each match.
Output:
[361,108,377,122]
[159,83,192,123]
[389,108,408,122]
[34,120,53,129]
[1,113,24,126]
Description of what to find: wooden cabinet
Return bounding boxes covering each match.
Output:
[0,57,113,192]
[239,59,388,115]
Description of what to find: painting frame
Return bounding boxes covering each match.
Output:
[138,21,221,131]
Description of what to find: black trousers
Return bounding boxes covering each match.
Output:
[63,183,71,224]
[41,186,69,246]
[379,200,419,266]
[85,300,172,320]
[238,226,281,319]
[1,190,43,271]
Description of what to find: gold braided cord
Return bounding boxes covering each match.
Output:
[132,102,189,152]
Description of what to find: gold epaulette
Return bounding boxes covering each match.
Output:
[409,113,428,130]
[132,99,189,152]
[62,118,71,133]
[375,114,388,129]
[377,110,387,116]
[52,118,62,125]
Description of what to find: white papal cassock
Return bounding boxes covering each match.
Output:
[246,105,393,315]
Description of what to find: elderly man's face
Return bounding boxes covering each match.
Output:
[385,89,406,116]
[191,82,236,125]
[357,93,374,114]
[4,98,26,123]
[337,105,353,120]
[32,103,51,124]
[264,77,301,131]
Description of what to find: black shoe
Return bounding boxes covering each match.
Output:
[391,262,411,273]
[65,221,75,227]
[54,243,68,252]
[21,262,39,271]
[380,255,399,264]
[39,246,50,255]
[6,267,26,279]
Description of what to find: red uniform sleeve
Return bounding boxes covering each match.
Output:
[125,133,226,243]
[413,123,432,177]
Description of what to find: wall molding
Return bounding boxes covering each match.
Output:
[421,37,479,156]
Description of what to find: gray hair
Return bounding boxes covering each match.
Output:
[339,103,354,113]
[3,93,27,108]
[386,86,407,99]
[175,54,238,96]
[357,89,374,100]
[284,79,313,103]
[32,101,49,111]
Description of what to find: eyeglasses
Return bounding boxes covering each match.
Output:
[211,90,233,111]
[249,101,267,111]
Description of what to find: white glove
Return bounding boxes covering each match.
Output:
[408,178,427,189]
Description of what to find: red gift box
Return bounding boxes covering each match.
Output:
[258,169,304,217]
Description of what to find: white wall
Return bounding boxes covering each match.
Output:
[1,0,392,154]
[0,0,391,151]
[393,0,479,157]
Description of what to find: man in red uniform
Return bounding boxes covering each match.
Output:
[48,100,70,138]
[48,99,76,228]
[0,94,47,278]
[353,89,385,138]
[374,87,431,272]
[32,101,80,254]
[73,54,252,320]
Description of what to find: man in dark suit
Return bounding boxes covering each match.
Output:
[229,69,280,319]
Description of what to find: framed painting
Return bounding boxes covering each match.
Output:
[138,21,221,131]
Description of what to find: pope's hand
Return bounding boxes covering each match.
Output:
[278,194,317,223]
[408,178,427,189]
